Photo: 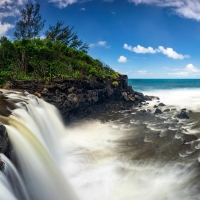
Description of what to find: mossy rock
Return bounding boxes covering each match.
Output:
[112,81,119,87]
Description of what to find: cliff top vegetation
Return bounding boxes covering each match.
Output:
[0,2,120,86]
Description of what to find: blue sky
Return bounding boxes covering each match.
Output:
[2,0,200,78]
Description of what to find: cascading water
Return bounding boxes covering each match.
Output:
[1,88,200,200]
[0,91,78,200]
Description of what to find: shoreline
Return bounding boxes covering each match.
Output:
[0,77,198,169]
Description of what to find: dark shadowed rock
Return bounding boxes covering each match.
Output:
[122,92,129,101]
[11,76,152,122]
[154,108,162,114]
[176,111,189,119]
[144,95,159,100]
[0,160,4,171]
[154,105,158,108]
[181,108,186,111]
[0,125,10,158]
[163,109,170,112]
[182,134,197,143]
[158,103,165,106]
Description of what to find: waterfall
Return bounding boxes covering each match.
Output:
[0,91,78,200]
[1,89,200,200]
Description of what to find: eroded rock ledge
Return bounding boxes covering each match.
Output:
[11,75,153,122]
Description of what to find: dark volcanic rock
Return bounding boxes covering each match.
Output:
[163,109,170,112]
[0,160,4,171]
[176,111,189,119]
[154,108,162,114]
[0,125,10,158]
[182,134,197,143]
[158,103,165,106]
[12,76,152,122]
[181,108,187,111]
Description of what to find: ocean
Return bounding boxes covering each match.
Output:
[128,79,200,91]
[1,79,200,200]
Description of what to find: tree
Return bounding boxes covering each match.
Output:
[45,21,89,53]
[14,3,45,39]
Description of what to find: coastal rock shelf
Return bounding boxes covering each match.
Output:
[11,76,151,122]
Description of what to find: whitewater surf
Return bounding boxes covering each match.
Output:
[0,85,200,200]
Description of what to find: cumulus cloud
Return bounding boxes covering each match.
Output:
[157,46,190,59]
[124,43,189,60]
[185,63,200,73]
[0,0,29,36]
[89,41,110,48]
[49,0,79,8]
[49,0,92,8]
[0,0,27,20]
[128,0,200,21]
[167,64,200,77]
[118,55,127,63]
[0,22,14,37]
[124,44,157,54]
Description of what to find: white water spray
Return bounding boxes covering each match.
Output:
[0,92,77,200]
[0,90,200,200]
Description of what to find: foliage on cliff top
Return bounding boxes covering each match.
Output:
[0,2,120,86]
[0,37,120,86]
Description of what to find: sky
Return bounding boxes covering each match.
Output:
[1,0,200,78]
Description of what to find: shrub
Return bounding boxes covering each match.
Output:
[112,81,119,87]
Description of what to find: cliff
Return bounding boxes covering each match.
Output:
[11,75,150,122]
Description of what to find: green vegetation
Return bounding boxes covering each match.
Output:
[45,21,88,53]
[0,37,119,85]
[112,81,119,87]
[14,3,45,39]
[0,2,119,86]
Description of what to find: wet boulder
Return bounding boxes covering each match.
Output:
[0,125,10,157]
[163,109,170,112]
[158,103,165,106]
[181,108,186,111]
[154,108,162,114]
[122,92,129,101]
[0,160,4,171]
[182,134,197,143]
[176,111,189,119]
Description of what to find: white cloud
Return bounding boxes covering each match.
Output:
[128,0,200,21]
[0,0,29,36]
[80,7,86,10]
[118,55,127,63]
[49,0,91,8]
[157,46,190,59]
[124,43,189,60]
[0,22,14,37]
[89,41,110,48]
[185,63,200,73]
[137,70,147,74]
[124,44,157,54]
[166,64,200,77]
[0,0,28,8]
[49,0,79,8]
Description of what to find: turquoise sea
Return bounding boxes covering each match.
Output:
[128,79,200,92]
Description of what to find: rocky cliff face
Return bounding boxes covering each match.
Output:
[0,125,10,158]
[11,75,150,122]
